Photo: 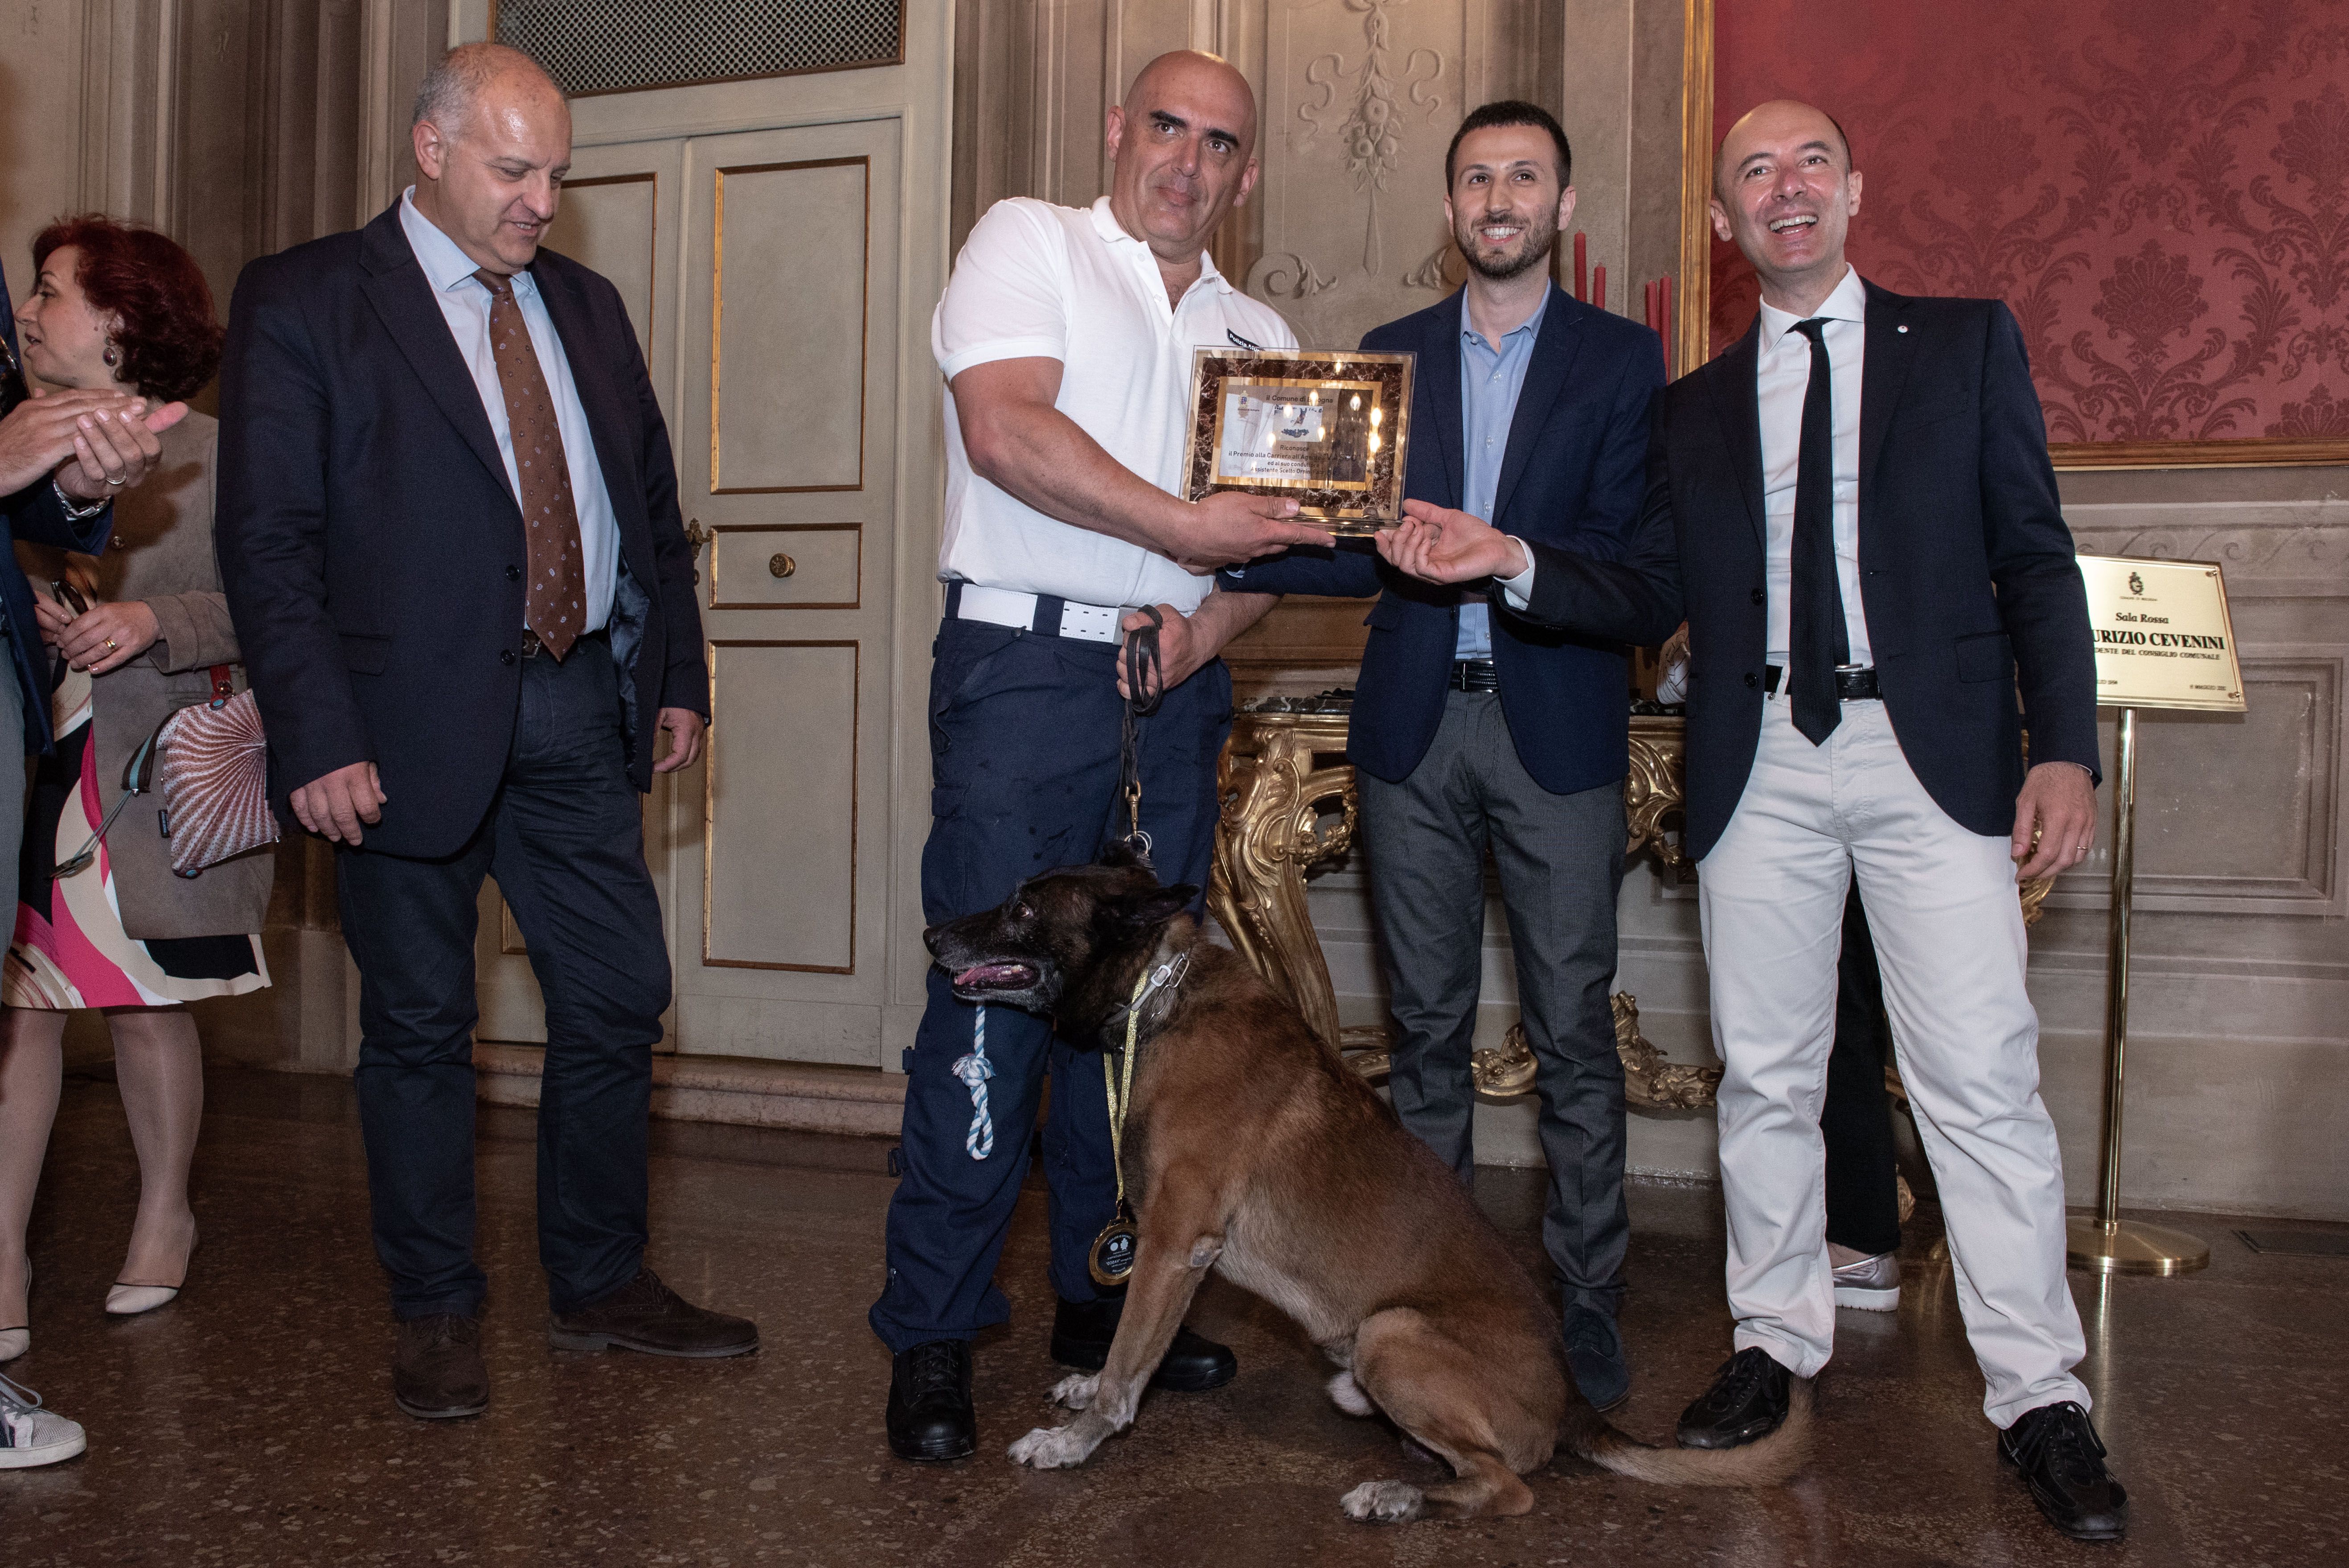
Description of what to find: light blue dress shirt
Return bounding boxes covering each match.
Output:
[1454,289,1550,661]
[399,189,619,633]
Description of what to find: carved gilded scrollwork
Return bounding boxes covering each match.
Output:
[1206,708,1361,1051]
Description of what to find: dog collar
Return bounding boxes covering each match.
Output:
[1101,946,1191,1041]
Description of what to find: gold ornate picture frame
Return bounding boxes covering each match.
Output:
[1184,348,1416,533]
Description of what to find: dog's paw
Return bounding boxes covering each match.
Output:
[1008,1425,1096,1470]
[1340,1479,1425,1524]
[1050,1373,1100,1411]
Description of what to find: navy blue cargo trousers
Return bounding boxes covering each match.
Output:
[868,609,1231,1352]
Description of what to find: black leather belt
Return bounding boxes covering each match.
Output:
[1763,663,1879,700]
[1449,659,1499,692]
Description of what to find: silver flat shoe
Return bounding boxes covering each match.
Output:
[1832,1250,1901,1311]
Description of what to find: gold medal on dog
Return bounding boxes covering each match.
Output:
[1090,967,1151,1288]
[1090,1203,1138,1287]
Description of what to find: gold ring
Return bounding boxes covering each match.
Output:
[103,637,117,651]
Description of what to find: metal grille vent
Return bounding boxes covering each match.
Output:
[494,0,903,98]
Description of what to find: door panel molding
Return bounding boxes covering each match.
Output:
[710,156,872,494]
[702,639,861,973]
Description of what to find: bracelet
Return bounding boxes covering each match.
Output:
[51,479,109,522]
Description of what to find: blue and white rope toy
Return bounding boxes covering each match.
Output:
[951,1005,995,1159]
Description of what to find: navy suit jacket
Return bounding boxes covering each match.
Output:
[1,260,116,753]
[1517,280,2099,861]
[1222,284,1664,795]
[216,205,707,859]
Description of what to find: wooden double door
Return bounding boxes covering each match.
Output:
[471,25,950,1070]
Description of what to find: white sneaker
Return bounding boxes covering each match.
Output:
[1832,1250,1902,1311]
[0,1373,86,1468]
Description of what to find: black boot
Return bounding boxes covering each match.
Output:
[1674,1346,1794,1449]
[1049,1295,1237,1392]
[886,1339,976,1462]
[1999,1401,2128,1541]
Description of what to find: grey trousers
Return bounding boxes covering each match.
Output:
[1358,688,1629,1314]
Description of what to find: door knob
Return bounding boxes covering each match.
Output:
[770,553,796,579]
[685,519,712,558]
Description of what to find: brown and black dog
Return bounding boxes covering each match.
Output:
[925,847,1809,1523]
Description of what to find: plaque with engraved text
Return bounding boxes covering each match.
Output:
[2078,555,2245,712]
[1183,348,1414,533]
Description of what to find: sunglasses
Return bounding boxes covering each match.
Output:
[53,711,162,880]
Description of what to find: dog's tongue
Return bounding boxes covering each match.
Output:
[954,962,1033,988]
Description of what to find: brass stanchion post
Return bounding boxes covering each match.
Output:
[2066,706,2209,1276]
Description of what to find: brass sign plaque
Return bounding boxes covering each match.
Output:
[1183,348,1414,533]
[2078,554,2245,712]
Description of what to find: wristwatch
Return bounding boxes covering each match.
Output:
[52,479,109,523]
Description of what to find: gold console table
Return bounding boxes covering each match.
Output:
[1206,696,2051,1114]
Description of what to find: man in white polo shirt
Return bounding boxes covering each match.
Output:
[873,50,1330,1462]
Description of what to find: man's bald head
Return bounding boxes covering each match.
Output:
[1105,50,1263,267]
[1708,98,1863,312]
[1123,50,1259,156]
[1715,100,1853,200]
[413,42,563,136]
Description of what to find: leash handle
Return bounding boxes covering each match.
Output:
[1117,604,1166,859]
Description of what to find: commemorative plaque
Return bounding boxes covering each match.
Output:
[2069,553,2242,1283]
[2077,555,2245,712]
[1183,348,1415,533]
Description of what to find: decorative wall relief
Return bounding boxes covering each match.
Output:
[1702,0,2349,463]
[1293,0,1446,276]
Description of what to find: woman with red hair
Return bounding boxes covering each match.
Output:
[0,217,275,1371]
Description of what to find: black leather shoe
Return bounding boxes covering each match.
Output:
[1999,1401,2128,1541]
[1563,1304,1631,1412]
[887,1339,976,1462]
[548,1267,758,1357]
[1675,1347,1794,1449]
[393,1314,488,1420]
[1049,1294,1237,1392]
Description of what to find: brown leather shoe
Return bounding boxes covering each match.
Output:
[393,1314,488,1420]
[548,1267,758,1358]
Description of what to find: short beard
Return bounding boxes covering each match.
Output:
[1455,206,1560,282]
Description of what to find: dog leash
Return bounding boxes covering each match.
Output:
[951,1005,995,1160]
[1117,606,1164,863]
[1089,947,1191,1287]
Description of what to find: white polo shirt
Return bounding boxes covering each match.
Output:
[933,196,1295,614]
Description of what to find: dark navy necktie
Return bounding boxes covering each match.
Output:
[1788,318,1850,745]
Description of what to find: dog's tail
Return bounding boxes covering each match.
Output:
[1560,1379,1812,1488]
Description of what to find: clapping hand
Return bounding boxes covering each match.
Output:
[1374,500,1529,585]
[0,388,188,501]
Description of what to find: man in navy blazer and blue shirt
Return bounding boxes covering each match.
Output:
[1379,101,2127,1543]
[217,45,756,1423]
[1224,102,1664,1410]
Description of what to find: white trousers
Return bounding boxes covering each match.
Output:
[1698,695,2089,1428]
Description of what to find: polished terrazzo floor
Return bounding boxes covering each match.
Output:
[5,1065,2344,1566]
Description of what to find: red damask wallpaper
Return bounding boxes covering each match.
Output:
[1709,0,2349,445]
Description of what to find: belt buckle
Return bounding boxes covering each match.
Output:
[521,629,544,659]
[1057,601,1121,643]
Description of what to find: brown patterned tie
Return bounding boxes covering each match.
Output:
[476,268,585,661]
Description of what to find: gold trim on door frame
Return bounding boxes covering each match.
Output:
[701,638,860,974]
[706,522,863,610]
[558,172,658,337]
[709,156,873,495]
